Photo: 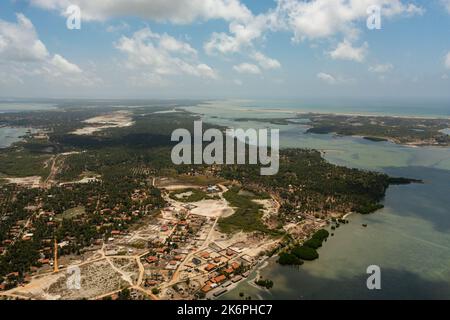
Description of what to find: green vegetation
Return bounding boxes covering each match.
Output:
[363,136,388,142]
[301,113,450,146]
[304,229,330,249]
[169,188,207,203]
[234,118,291,126]
[0,149,51,178]
[118,288,131,300]
[303,238,323,249]
[220,149,393,216]
[0,104,418,290]
[56,206,86,221]
[279,229,329,264]
[219,186,277,235]
[255,278,274,289]
[291,245,319,261]
[312,229,330,242]
[151,287,160,295]
[278,252,304,266]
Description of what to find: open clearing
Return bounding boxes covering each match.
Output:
[5,176,41,188]
[71,111,134,135]
[190,199,235,218]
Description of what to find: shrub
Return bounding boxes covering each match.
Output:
[278,252,304,265]
[292,246,319,261]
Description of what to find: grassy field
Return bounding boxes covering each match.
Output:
[169,188,207,203]
[219,186,279,235]
[55,206,86,221]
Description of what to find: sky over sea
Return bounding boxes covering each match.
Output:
[0,0,450,100]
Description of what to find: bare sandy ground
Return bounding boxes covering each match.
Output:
[71,111,134,135]
[10,260,126,300]
[5,176,41,188]
[190,199,234,218]
[162,184,200,191]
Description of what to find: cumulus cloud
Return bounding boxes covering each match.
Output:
[369,63,394,73]
[203,0,422,69]
[233,63,261,74]
[0,13,49,62]
[51,54,83,74]
[277,0,424,42]
[329,40,368,62]
[115,28,218,83]
[204,14,270,55]
[251,52,281,70]
[30,0,252,23]
[0,13,96,86]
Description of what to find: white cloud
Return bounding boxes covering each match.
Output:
[0,13,95,87]
[203,0,422,68]
[115,28,217,82]
[277,0,424,42]
[51,54,83,74]
[251,52,281,70]
[204,14,269,55]
[233,63,261,74]
[369,63,394,73]
[234,79,243,86]
[317,72,351,85]
[445,52,450,69]
[30,0,252,23]
[197,64,218,79]
[0,13,49,62]
[159,34,198,56]
[329,40,368,62]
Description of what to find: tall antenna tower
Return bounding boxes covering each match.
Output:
[53,238,59,273]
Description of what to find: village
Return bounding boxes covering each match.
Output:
[0,180,286,300]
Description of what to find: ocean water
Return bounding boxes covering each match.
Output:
[190,99,450,118]
[195,99,450,118]
[189,100,450,300]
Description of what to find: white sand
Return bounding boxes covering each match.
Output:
[71,111,134,136]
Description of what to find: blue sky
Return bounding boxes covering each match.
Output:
[0,0,449,101]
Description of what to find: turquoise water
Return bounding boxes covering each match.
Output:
[197,99,450,118]
[189,101,450,300]
[195,99,450,118]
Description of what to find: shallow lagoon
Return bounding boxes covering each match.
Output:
[188,101,450,299]
[0,126,32,149]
